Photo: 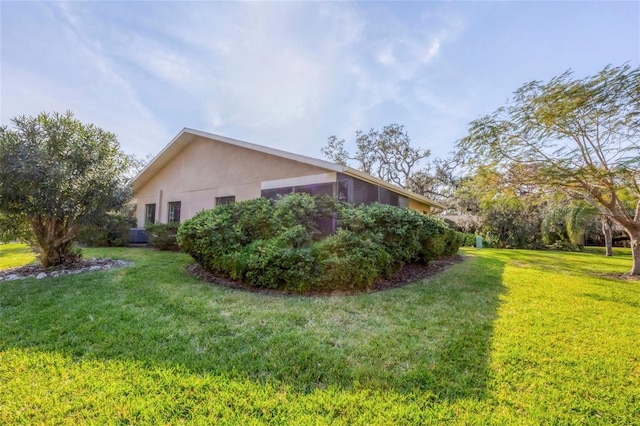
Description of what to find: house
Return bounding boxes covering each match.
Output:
[132,128,445,228]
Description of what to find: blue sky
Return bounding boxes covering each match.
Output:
[1,1,638,164]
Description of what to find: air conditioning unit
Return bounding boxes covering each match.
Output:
[129,228,149,244]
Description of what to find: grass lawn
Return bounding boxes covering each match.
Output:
[1,244,639,424]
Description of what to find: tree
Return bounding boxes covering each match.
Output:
[0,212,33,244]
[455,163,549,248]
[0,111,132,267]
[540,201,604,248]
[457,64,640,274]
[322,124,430,188]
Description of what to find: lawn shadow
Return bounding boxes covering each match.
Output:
[0,250,506,400]
[580,292,640,309]
[408,253,507,400]
[0,245,30,255]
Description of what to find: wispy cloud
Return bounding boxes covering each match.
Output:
[5,0,629,163]
[1,2,171,156]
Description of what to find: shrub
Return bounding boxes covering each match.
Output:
[146,222,180,251]
[339,203,424,268]
[76,213,136,247]
[546,241,583,252]
[416,216,460,261]
[313,230,393,291]
[229,197,280,243]
[178,194,461,293]
[460,233,477,247]
[340,204,461,265]
[244,226,316,292]
[274,194,340,238]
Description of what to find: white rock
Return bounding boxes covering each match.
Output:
[36,272,47,279]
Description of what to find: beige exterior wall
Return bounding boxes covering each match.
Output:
[408,199,432,215]
[134,136,329,226]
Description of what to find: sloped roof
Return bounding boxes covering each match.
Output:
[132,128,446,210]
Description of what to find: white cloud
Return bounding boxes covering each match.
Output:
[1,2,171,157]
[376,44,396,65]
[420,39,441,63]
[1,1,466,159]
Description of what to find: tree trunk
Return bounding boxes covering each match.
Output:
[602,217,613,257]
[29,217,78,267]
[630,233,640,276]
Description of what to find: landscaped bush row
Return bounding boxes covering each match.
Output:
[177,194,461,292]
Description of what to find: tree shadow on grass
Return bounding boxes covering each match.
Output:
[0,250,506,401]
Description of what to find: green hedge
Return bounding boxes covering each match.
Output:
[146,222,180,251]
[76,213,136,247]
[177,194,461,292]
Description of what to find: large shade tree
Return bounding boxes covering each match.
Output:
[457,64,640,274]
[0,111,132,267]
[322,124,430,188]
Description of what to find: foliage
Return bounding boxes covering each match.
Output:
[243,225,316,292]
[481,197,545,249]
[274,194,341,238]
[452,164,548,249]
[322,124,430,188]
[77,213,136,247]
[405,153,468,207]
[0,111,132,267]
[457,64,640,273]
[313,229,394,291]
[0,212,33,244]
[459,233,477,247]
[545,240,583,252]
[145,222,180,251]
[339,203,423,267]
[2,245,640,423]
[177,194,459,292]
[541,201,597,246]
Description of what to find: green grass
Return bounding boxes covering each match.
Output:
[0,243,37,269]
[1,245,639,424]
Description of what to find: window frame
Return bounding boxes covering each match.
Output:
[144,203,156,225]
[216,196,236,207]
[167,201,182,223]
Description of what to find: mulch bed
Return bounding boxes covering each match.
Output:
[186,255,466,297]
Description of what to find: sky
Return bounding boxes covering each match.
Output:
[1,1,638,165]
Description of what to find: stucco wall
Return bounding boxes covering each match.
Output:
[134,136,329,226]
[408,198,432,214]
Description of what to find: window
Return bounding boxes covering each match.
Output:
[216,196,235,207]
[168,201,181,223]
[337,179,350,202]
[294,183,335,197]
[144,204,156,225]
[379,188,399,206]
[262,183,335,201]
[261,187,294,200]
[352,178,379,205]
